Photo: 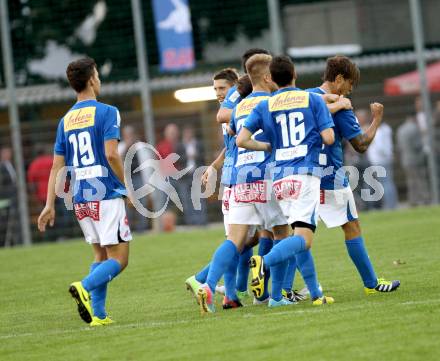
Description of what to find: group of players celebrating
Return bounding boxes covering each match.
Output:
[36,48,401,326]
[185,48,400,313]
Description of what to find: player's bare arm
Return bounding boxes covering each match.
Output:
[37,154,65,232]
[236,127,271,152]
[105,139,125,184]
[326,96,352,114]
[320,128,335,145]
[350,102,384,153]
[201,147,226,186]
[216,107,233,124]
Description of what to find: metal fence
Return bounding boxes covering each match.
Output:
[0,0,439,246]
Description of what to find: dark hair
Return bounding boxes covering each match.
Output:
[323,55,360,86]
[270,55,295,87]
[236,74,253,98]
[66,57,97,93]
[241,48,270,73]
[213,68,239,85]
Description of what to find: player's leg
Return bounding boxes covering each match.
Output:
[186,186,232,297]
[236,231,257,299]
[254,229,273,304]
[88,244,109,322]
[265,224,293,306]
[69,204,100,324]
[321,187,400,293]
[292,225,331,305]
[342,220,400,294]
[281,255,308,302]
[250,195,294,307]
[198,223,248,313]
[73,199,131,324]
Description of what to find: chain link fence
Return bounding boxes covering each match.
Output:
[0,0,439,245]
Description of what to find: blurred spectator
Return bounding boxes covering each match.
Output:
[366,116,398,210]
[118,125,148,232]
[434,100,440,197]
[155,124,180,228]
[415,96,430,154]
[175,126,207,225]
[0,146,18,247]
[397,116,431,206]
[156,123,180,176]
[27,144,53,205]
[28,144,75,240]
[345,110,372,211]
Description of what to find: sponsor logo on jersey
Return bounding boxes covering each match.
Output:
[64,107,96,131]
[74,201,100,221]
[233,181,267,203]
[273,179,302,200]
[235,96,268,118]
[320,189,325,204]
[269,91,309,111]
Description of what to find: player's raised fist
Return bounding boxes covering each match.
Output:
[370,102,384,120]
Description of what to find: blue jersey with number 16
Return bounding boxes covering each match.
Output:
[244,87,334,181]
[54,99,126,204]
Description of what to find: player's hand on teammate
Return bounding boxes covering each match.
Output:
[322,94,340,104]
[338,96,352,110]
[37,206,55,232]
[370,102,384,122]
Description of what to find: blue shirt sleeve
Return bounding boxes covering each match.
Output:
[221,86,242,109]
[103,106,121,141]
[54,120,66,156]
[334,109,362,140]
[311,93,335,132]
[244,101,265,133]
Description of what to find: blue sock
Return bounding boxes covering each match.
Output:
[82,259,121,292]
[282,256,297,292]
[89,262,107,319]
[296,249,322,299]
[195,263,210,283]
[263,235,306,267]
[269,240,288,301]
[236,246,253,292]
[224,252,239,300]
[258,237,273,301]
[345,237,378,288]
[206,240,239,294]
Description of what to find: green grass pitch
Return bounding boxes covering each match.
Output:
[1,206,440,361]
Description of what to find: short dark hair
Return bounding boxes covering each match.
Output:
[241,48,270,73]
[270,55,295,87]
[213,68,239,85]
[236,74,253,98]
[66,57,97,93]
[323,55,360,86]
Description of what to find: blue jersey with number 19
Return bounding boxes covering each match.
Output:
[54,99,126,204]
[244,87,334,181]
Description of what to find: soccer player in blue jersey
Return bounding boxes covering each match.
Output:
[237,55,336,306]
[216,48,271,124]
[37,58,131,326]
[307,55,400,294]
[197,54,290,313]
[185,68,240,299]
